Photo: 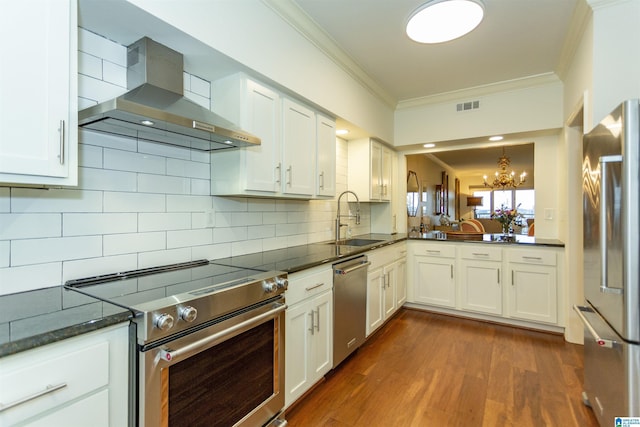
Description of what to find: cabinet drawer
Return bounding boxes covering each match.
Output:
[414,243,456,258]
[0,341,109,426]
[286,265,333,305]
[460,245,502,261]
[508,249,556,266]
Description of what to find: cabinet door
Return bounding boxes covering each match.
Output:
[284,300,312,406]
[366,267,384,336]
[244,80,281,193]
[383,264,396,318]
[414,255,456,308]
[380,146,393,201]
[0,0,77,185]
[395,257,407,307]
[282,98,315,196]
[460,259,502,315]
[508,264,558,324]
[370,141,382,199]
[310,291,333,379]
[315,114,336,197]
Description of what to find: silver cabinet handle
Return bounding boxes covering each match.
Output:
[573,305,617,348]
[58,120,65,165]
[0,383,67,413]
[335,261,371,275]
[426,250,441,254]
[450,264,453,279]
[275,163,281,184]
[309,311,315,335]
[511,270,514,286]
[522,256,542,261]
[599,155,624,295]
[497,269,500,284]
[319,171,325,189]
[315,308,320,332]
[305,282,325,291]
[472,252,489,257]
[286,165,292,186]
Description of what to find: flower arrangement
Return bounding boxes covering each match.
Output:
[491,204,522,235]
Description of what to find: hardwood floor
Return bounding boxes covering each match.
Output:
[285,309,599,427]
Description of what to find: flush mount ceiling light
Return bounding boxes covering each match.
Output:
[406,0,484,44]
[489,135,504,141]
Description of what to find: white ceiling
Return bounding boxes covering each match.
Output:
[292,0,579,103]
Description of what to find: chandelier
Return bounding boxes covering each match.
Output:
[483,147,526,189]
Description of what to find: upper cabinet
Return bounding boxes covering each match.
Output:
[348,138,393,202]
[210,73,335,199]
[0,0,78,186]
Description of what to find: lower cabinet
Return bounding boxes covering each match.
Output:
[366,243,406,336]
[0,323,129,427]
[507,249,558,324]
[408,241,563,330]
[284,266,333,408]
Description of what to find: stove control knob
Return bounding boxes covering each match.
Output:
[179,306,198,323]
[263,279,278,293]
[276,277,288,290]
[155,313,174,331]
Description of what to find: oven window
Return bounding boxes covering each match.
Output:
[168,320,275,427]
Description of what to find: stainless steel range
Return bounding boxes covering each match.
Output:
[65,260,288,427]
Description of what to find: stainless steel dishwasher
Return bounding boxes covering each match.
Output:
[333,255,370,368]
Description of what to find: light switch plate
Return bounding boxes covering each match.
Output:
[544,208,554,220]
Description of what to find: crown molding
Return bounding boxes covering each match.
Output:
[261,0,397,109]
[555,0,592,80]
[396,73,562,110]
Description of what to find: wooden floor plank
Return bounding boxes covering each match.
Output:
[285,309,599,427]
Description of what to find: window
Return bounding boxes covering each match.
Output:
[474,189,534,219]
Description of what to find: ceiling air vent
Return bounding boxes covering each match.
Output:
[456,100,480,112]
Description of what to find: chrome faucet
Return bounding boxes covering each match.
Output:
[335,190,361,242]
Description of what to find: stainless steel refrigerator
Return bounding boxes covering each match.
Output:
[575,99,640,425]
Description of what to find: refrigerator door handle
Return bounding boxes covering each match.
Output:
[598,155,624,295]
[573,305,619,348]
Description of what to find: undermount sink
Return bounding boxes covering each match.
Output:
[327,238,384,247]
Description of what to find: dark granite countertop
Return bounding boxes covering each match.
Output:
[0,234,406,358]
[408,232,564,247]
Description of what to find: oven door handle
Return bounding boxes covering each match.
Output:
[159,302,287,362]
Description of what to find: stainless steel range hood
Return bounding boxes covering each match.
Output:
[79,37,260,151]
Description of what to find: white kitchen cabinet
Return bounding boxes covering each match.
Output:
[0,323,128,426]
[411,243,456,308]
[282,98,315,196]
[315,114,336,197]
[507,249,558,324]
[459,245,502,315]
[366,243,406,336]
[347,138,394,202]
[211,73,333,199]
[284,266,333,408]
[0,0,78,186]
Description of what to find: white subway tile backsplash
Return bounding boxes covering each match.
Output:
[104,148,166,174]
[102,60,127,87]
[0,262,62,295]
[138,248,192,269]
[0,214,61,240]
[191,243,231,261]
[63,213,137,236]
[11,188,103,213]
[190,179,210,195]
[78,74,125,103]
[79,28,126,66]
[263,212,288,224]
[78,51,103,79]
[213,227,248,243]
[212,196,247,213]
[79,167,137,192]
[248,199,276,212]
[138,174,191,195]
[184,91,210,109]
[138,141,191,160]
[231,212,263,227]
[139,213,191,232]
[12,236,102,267]
[189,74,211,98]
[62,254,138,282]
[166,195,211,212]
[79,144,103,168]
[104,232,166,256]
[248,224,275,239]
[80,130,138,152]
[191,212,209,229]
[167,158,210,179]
[232,239,261,257]
[167,229,213,249]
[0,188,9,212]
[103,192,165,213]
[0,242,9,268]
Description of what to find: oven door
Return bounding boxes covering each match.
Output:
[140,298,286,427]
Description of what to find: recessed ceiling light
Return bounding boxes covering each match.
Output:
[336,129,350,135]
[140,119,155,126]
[406,0,484,44]
[489,135,504,141]
[423,143,436,148]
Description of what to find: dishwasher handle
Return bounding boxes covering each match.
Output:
[334,261,370,275]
